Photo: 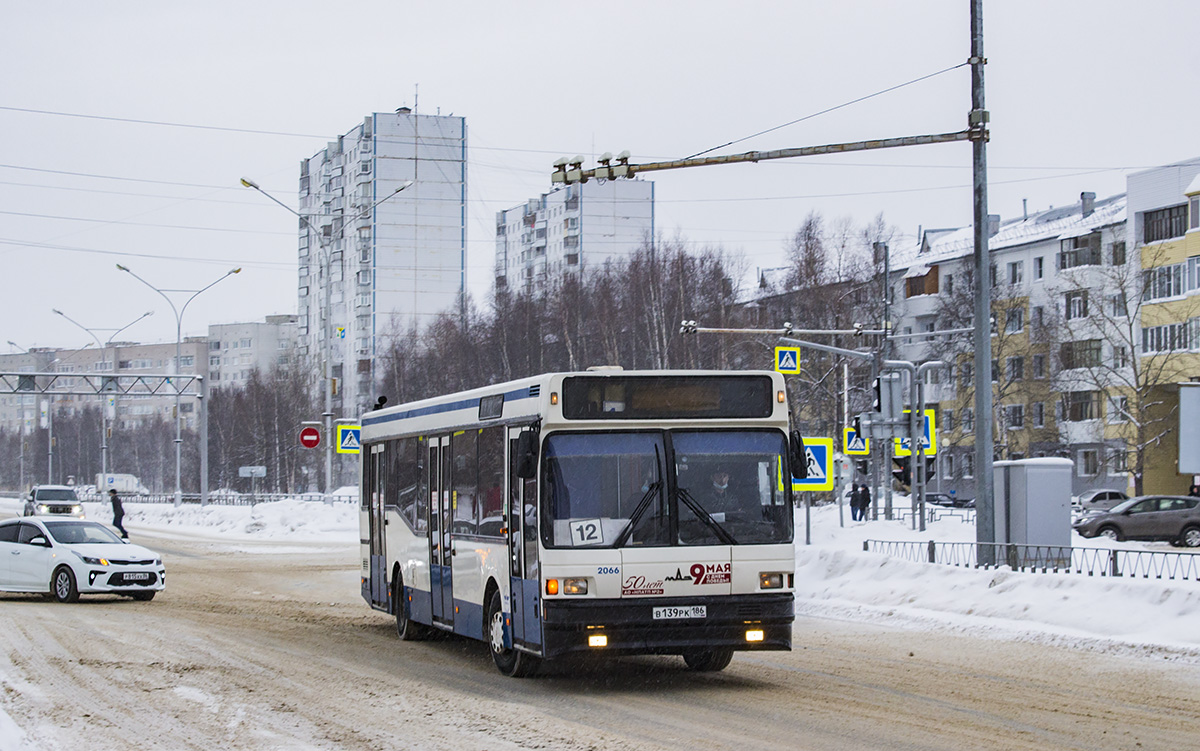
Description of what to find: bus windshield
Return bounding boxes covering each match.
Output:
[541,430,792,548]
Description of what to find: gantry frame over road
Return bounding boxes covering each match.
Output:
[0,371,210,506]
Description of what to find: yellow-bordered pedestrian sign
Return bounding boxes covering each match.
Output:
[792,437,834,492]
[893,409,937,456]
[336,424,362,454]
[843,427,869,456]
[774,346,800,374]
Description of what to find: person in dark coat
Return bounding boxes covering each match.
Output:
[1189,483,1200,498]
[849,484,864,521]
[109,488,128,538]
[859,484,872,520]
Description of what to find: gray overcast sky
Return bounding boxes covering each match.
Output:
[2,0,1197,350]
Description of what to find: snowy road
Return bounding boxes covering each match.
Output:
[3,534,1199,751]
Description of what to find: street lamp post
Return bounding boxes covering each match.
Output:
[116,265,240,506]
[8,340,31,489]
[240,177,412,501]
[52,308,153,481]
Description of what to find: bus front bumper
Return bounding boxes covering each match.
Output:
[540,593,793,659]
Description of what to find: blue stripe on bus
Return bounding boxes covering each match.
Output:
[361,385,539,427]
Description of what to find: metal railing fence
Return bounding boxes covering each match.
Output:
[864,539,1200,582]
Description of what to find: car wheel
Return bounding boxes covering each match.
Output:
[487,588,538,677]
[1098,526,1124,542]
[682,647,735,672]
[393,574,428,641]
[52,566,79,603]
[1181,526,1200,548]
[130,591,156,602]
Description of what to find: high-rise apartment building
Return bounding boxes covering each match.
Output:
[495,180,654,294]
[298,108,466,418]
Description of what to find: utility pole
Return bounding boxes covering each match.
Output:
[969,0,996,561]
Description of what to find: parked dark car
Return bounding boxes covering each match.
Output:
[926,492,973,508]
[1073,495,1200,547]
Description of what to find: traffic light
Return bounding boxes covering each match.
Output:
[892,456,936,487]
[855,459,869,476]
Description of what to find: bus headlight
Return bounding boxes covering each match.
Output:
[563,577,588,595]
[759,572,784,589]
[588,634,608,648]
[746,629,765,642]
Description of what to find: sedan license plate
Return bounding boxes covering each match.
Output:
[125,573,150,581]
[652,605,706,620]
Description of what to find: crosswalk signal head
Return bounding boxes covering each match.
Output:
[891,456,911,487]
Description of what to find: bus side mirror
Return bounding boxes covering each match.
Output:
[789,430,808,480]
[516,429,539,479]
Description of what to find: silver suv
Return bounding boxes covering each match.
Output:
[23,485,85,518]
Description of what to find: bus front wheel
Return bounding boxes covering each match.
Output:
[487,589,539,677]
[683,647,734,672]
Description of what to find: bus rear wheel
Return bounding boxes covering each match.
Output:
[683,647,734,672]
[487,589,538,677]
[394,575,429,641]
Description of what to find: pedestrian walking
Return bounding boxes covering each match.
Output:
[860,484,872,520]
[849,484,864,521]
[109,488,128,539]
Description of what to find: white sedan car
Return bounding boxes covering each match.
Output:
[0,517,165,602]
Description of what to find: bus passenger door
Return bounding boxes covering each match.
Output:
[430,436,454,626]
[367,443,388,609]
[508,427,541,649]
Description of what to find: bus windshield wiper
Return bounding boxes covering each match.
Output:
[611,481,662,548]
[676,488,738,545]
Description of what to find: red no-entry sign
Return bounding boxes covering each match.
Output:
[299,426,321,449]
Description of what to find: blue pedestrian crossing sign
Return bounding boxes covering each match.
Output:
[336,424,362,454]
[792,437,834,492]
[893,409,938,456]
[774,346,800,374]
[843,427,869,456]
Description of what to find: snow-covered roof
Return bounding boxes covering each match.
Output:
[893,192,1127,272]
[1186,173,1200,196]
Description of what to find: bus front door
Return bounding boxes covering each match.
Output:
[508,427,541,650]
[430,436,454,627]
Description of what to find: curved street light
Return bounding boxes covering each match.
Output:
[241,176,412,501]
[51,308,154,480]
[115,264,241,506]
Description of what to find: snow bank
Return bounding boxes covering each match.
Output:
[796,503,1200,658]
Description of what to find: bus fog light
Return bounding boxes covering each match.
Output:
[563,577,588,595]
[746,629,765,642]
[588,634,608,647]
[759,572,784,589]
[545,579,559,596]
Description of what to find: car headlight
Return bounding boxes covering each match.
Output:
[37,504,49,513]
[73,551,109,566]
[71,505,83,514]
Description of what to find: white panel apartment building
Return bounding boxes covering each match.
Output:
[495,180,654,293]
[207,315,300,389]
[298,108,466,418]
[891,191,1130,498]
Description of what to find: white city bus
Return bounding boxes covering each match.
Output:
[359,369,803,676]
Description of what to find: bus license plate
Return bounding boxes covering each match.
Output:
[652,605,706,620]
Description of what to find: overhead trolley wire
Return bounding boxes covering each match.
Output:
[682,62,971,160]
